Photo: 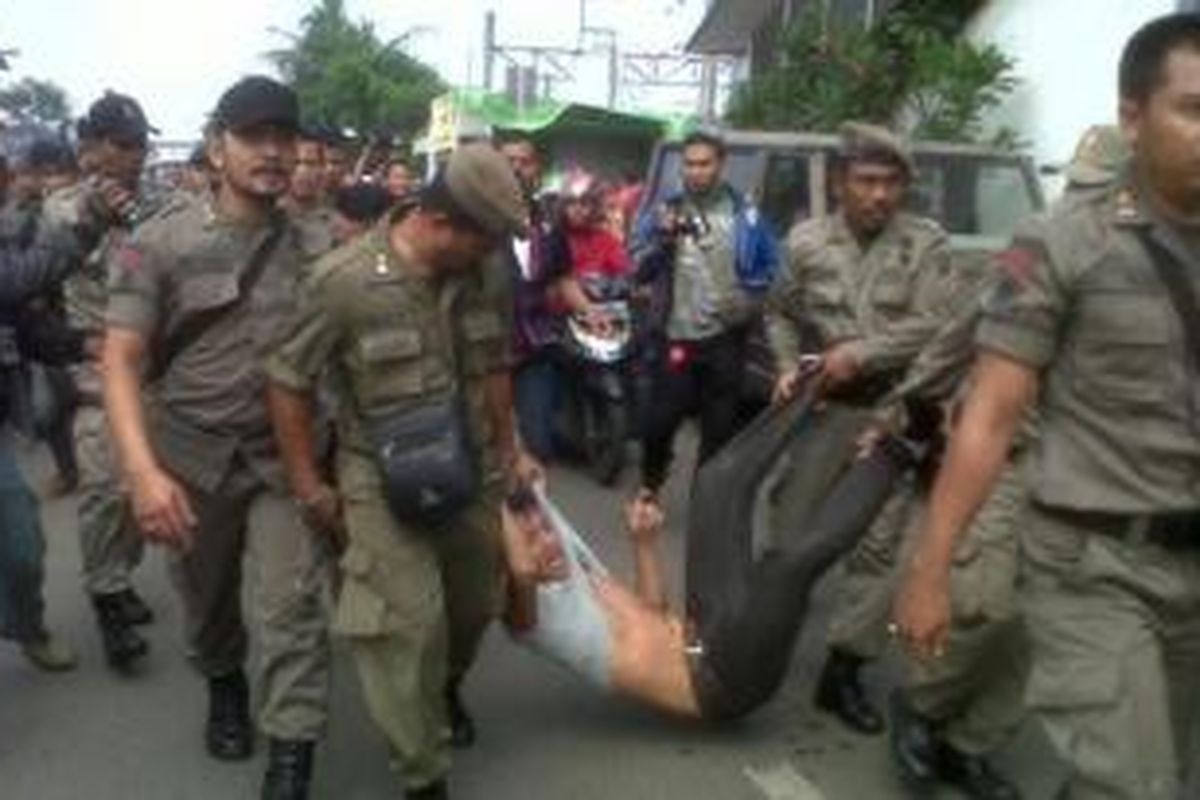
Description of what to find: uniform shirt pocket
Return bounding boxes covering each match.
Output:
[354,328,425,406]
[1068,290,1172,408]
[871,271,914,311]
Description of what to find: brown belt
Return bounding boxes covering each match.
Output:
[1034,503,1200,550]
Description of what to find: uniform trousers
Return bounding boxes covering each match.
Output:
[169,458,331,741]
[74,404,143,595]
[900,460,1030,756]
[335,466,503,790]
[1020,505,1200,800]
[768,405,1030,756]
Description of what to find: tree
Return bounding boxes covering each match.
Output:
[0,77,71,126]
[268,0,446,141]
[725,0,1017,146]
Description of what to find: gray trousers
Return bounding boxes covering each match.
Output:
[1020,505,1200,800]
[169,460,332,741]
[74,404,143,595]
[901,460,1030,755]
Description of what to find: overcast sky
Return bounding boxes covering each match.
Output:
[5,0,707,140]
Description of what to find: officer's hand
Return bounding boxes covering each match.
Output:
[296,483,347,551]
[130,467,197,550]
[96,179,137,224]
[892,559,952,662]
[772,368,800,405]
[817,342,862,394]
[656,205,680,236]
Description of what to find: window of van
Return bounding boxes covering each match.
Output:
[760,153,813,232]
[912,154,1037,248]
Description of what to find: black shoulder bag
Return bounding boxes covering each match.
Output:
[363,292,479,529]
[146,218,286,383]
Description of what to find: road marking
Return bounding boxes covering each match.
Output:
[744,762,826,800]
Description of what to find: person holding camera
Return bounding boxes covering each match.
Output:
[629,130,779,498]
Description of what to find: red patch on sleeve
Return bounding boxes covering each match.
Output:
[994,245,1038,287]
[116,244,143,273]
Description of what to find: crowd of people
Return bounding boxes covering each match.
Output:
[0,10,1198,800]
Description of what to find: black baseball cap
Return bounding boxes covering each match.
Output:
[84,91,156,145]
[212,76,300,134]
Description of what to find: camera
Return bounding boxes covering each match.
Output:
[661,199,710,240]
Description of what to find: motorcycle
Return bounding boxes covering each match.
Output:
[555,275,634,486]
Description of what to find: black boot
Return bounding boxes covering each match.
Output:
[261,738,314,800]
[91,592,149,670]
[937,742,1021,800]
[888,689,939,792]
[444,680,475,749]
[113,588,154,626]
[206,670,254,761]
[406,779,448,800]
[813,649,883,735]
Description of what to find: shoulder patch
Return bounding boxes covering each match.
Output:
[114,242,144,274]
[993,237,1045,288]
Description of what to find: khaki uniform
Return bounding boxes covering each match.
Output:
[42,183,146,595]
[766,210,955,657]
[878,277,1033,756]
[978,179,1200,799]
[105,194,331,741]
[266,226,510,788]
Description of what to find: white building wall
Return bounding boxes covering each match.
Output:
[967,0,1175,191]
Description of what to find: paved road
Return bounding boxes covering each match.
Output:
[1,437,1064,800]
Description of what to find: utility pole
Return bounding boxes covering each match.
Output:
[483,12,496,92]
[482,3,735,114]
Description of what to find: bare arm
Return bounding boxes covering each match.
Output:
[266,382,322,500]
[626,496,669,613]
[103,327,196,547]
[553,275,592,315]
[894,351,1037,659]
